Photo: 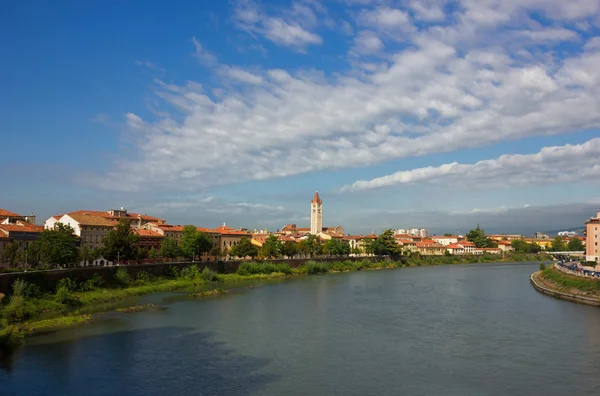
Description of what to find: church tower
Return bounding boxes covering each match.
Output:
[310,191,323,235]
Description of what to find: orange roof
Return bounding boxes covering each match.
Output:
[67,214,117,227]
[396,239,416,244]
[446,243,463,249]
[158,224,185,232]
[417,240,444,248]
[0,208,21,217]
[0,223,44,233]
[135,229,163,237]
[461,241,476,247]
[311,191,322,204]
[197,227,219,234]
[431,235,459,239]
[66,210,164,223]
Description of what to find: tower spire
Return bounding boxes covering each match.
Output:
[312,190,322,204]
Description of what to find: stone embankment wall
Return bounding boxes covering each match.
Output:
[0,256,391,294]
[530,271,600,307]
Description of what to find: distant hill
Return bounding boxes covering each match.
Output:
[542,226,586,237]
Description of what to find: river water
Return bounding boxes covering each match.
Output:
[2,262,600,396]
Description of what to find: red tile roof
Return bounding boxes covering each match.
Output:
[0,223,44,233]
[67,214,117,227]
[66,210,164,223]
[416,240,444,248]
[431,235,460,239]
[135,229,163,237]
[158,225,185,232]
[0,208,21,217]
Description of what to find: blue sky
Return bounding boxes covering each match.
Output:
[2,0,600,235]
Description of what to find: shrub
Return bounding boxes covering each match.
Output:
[201,267,218,282]
[11,279,26,297]
[114,268,132,286]
[237,262,292,275]
[540,263,546,271]
[135,271,153,285]
[179,265,201,281]
[304,261,330,275]
[0,324,24,353]
[2,295,26,323]
[79,273,106,291]
[54,278,78,305]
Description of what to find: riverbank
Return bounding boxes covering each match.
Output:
[1,255,548,355]
[531,266,600,306]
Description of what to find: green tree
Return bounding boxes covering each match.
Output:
[148,246,158,260]
[79,245,93,264]
[180,226,213,261]
[37,223,80,266]
[102,219,140,262]
[444,233,453,236]
[567,238,584,251]
[549,236,567,252]
[2,242,19,268]
[228,237,259,259]
[260,235,282,259]
[281,241,298,258]
[323,239,351,256]
[159,237,180,261]
[466,224,496,248]
[368,230,401,256]
[302,234,323,257]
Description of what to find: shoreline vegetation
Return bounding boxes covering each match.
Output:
[533,265,600,303]
[1,253,549,356]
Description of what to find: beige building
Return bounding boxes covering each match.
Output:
[416,240,446,255]
[0,219,44,267]
[430,235,462,246]
[56,213,116,250]
[586,212,600,263]
[310,191,323,234]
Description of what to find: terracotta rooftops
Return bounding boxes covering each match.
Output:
[66,210,164,223]
[135,229,163,237]
[416,240,444,247]
[431,235,460,239]
[67,214,117,227]
[311,191,322,204]
[0,208,21,217]
[0,223,44,233]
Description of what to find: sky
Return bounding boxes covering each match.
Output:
[2,0,600,236]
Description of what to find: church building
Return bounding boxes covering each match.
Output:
[280,192,344,237]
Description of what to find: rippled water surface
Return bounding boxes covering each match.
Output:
[2,262,600,396]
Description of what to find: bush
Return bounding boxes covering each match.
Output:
[114,268,132,286]
[0,324,24,353]
[304,261,330,275]
[540,263,546,271]
[237,262,292,275]
[79,273,106,291]
[2,295,26,323]
[179,265,201,281]
[54,278,77,305]
[201,267,218,282]
[135,271,153,285]
[11,279,26,297]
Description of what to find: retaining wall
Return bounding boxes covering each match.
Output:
[530,271,600,307]
[0,256,392,294]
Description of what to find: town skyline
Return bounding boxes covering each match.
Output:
[3,1,600,235]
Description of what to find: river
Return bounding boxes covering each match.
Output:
[2,262,600,396]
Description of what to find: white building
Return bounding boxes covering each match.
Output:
[395,228,428,238]
[310,191,323,235]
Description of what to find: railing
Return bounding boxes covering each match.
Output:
[555,260,600,279]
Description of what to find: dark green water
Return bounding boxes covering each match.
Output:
[2,262,600,396]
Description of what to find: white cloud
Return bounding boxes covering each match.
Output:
[233,0,323,50]
[94,0,600,193]
[342,138,600,191]
[125,113,144,130]
[192,37,218,65]
[517,28,579,42]
[408,1,445,21]
[351,30,384,55]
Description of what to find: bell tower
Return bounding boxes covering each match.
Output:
[310,191,322,235]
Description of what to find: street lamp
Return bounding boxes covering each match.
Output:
[117,251,120,266]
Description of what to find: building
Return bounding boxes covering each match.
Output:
[496,241,514,252]
[445,241,479,255]
[558,231,578,237]
[586,212,600,263]
[395,228,428,238]
[430,235,462,246]
[280,192,345,238]
[310,191,323,235]
[44,208,165,230]
[0,217,44,267]
[344,234,377,254]
[416,240,445,255]
[214,224,252,257]
[532,232,550,240]
[0,208,36,225]
[488,234,523,242]
[56,213,116,250]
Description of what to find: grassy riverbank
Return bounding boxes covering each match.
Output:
[538,266,600,297]
[0,254,548,355]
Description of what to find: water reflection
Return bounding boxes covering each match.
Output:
[0,328,278,396]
